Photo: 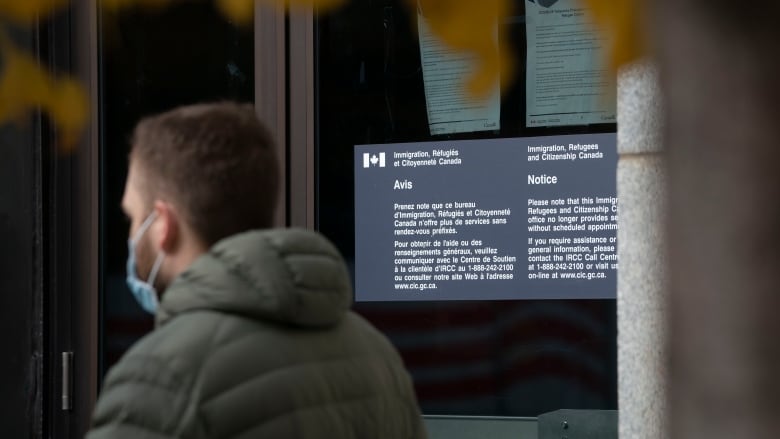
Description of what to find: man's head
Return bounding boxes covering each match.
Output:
[122,102,279,296]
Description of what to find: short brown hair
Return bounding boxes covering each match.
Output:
[130,102,279,246]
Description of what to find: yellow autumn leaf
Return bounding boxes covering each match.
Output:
[0,0,69,24]
[0,44,51,121]
[0,41,88,152]
[47,77,89,152]
[410,0,514,97]
[582,0,644,71]
[215,0,256,25]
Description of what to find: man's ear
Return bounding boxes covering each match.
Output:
[153,200,180,254]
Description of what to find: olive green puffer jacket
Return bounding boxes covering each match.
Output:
[87,229,426,439]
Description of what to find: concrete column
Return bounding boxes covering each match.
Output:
[656,2,780,437]
[617,61,667,439]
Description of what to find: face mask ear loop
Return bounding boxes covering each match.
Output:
[147,251,165,287]
[132,211,159,245]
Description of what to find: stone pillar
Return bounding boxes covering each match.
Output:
[617,61,667,439]
[656,2,780,438]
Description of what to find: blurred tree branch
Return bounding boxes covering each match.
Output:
[0,0,642,152]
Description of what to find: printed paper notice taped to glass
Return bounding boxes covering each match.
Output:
[417,5,501,136]
[525,0,617,127]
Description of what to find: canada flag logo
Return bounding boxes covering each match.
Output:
[363,152,386,168]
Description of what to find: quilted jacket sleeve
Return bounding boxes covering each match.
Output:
[85,354,196,439]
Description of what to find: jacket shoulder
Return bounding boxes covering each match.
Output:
[92,309,427,438]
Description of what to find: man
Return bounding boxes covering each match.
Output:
[87,102,426,438]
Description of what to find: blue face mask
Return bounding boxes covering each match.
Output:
[126,212,165,314]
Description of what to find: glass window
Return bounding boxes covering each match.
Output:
[315,0,617,417]
[98,2,254,379]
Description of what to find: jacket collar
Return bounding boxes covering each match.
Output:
[156,228,352,328]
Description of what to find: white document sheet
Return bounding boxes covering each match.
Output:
[418,10,501,136]
[525,0,616,127]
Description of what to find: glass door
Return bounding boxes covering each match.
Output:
[312,0,618,427]
[96,1,256,379]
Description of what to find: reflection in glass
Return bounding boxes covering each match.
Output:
[98,2,254,379]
